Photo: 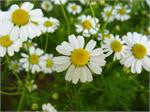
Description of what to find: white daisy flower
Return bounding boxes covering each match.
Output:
[40,17,60,33]
[54,34,106,84]
[9,60,22,73]
[102,35,126,61]
[114,4,131,21]
[40,54,55,74]
[75,15,100,37]
[0,21,22,57]
[7,2,43,42]
[41,0,53,12]
[42,103,57,112]
[67,3,82,15]
[51,0,67,5]
[25,80,37,92]
[102,5,116,22]
[20,46,44,74]
[121,32,150,74]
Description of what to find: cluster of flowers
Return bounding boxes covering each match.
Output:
[0,1,150,86]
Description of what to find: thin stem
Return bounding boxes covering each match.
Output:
[60,3,70,35]
[17,88,26,111]
[26,42,31,80]
[0,90,21,96]
[44,32,49,52]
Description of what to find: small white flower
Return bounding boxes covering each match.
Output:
[40,17,60,33]
[0,21,22,57]
[114,4,131,21]
[102,5,116,22]
[41,0,53,12]
[75,15,100,37]
[26,80,37,92]
[67,3,82,15]
[51,0,67,5]
[40,54,55,74]
[54,34,106,84]
[20,46,44,74]
[42,103,57,112]
[121,32,150,74]
[9,60,22,73]
[102,35,126,61]
[7,2,43,42]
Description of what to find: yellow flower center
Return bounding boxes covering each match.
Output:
[44,20,53,27]
[0,35,13,47]
[12,9,29,25]
[71,5,77,11]
[71,48,90,67]
[111,40,122,52]
[132,44,147,59]
[29,54,39,64]
[46,59,53,68]
[106,11,111,17]
[118,7,126,15]
[82,20,92,29]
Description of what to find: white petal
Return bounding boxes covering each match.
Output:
[65,65,75,81]
[21,2,34,11]
[142,57,150,71]
[53,56,70,64]
[85,40,96,52]
[68,34,79,49]
[135,60,142,74]
[72,67,80,84]
[0,46,6,57]
[54,62,71,72]
[56,45,71,55]
[88,62,102,74]
[10,26,19,41]
[90,48,104,56]
[77,35,85,48]
[84,66,93,82]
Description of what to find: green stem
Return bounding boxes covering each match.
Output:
[17,88,26,111]
[44,32,49,52]
[60,3,70,35]
[0,91,21,96]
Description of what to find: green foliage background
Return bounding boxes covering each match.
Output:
[0,0,149,111]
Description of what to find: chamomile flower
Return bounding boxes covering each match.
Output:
[42,103,57,112]
[102,5,116,22]
[75,15,100,37]
[40,54,55,74]
[40,17,60,33]
[54,34,106,84]
[41,0,53,12]
[102,35,126,60]
[51,0,67,5]
[121,32,150,74]
[0,21,22,57]
[9,60,22,73]
[7,2,43,42]
[20,46,44,74]
[114,4,131,21]
[67,3,82,15]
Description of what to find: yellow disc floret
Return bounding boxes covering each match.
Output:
[12,9,29,25]
[71,5,77,11]
[118,7,126,15]
[0,35,13,47]
[71,48,90,67]
[44,20,53,27]
[46,58,53,68]
[111,40,122,52]
[132,44,147,59]
[29,54,39,64]
[82,20,92,29]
